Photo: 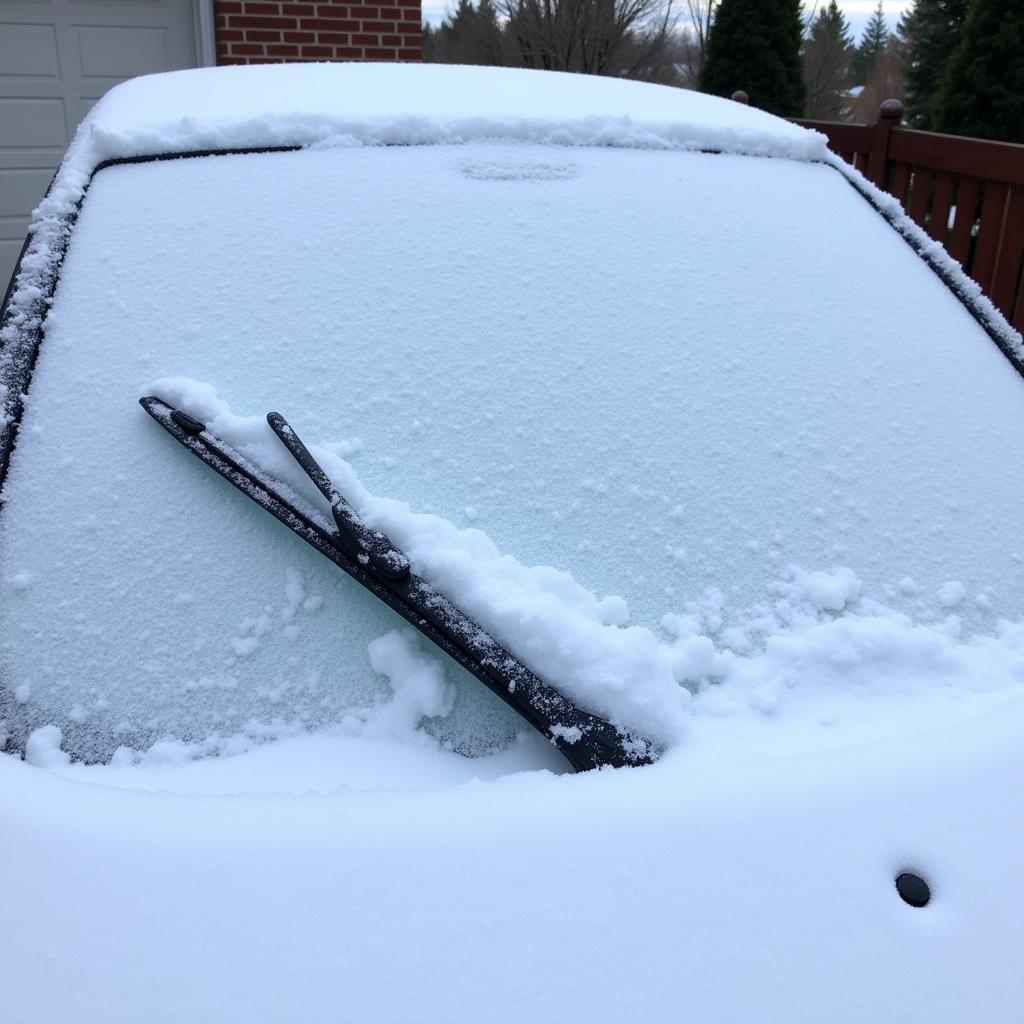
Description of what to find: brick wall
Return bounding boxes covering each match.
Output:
[215,0,421,64]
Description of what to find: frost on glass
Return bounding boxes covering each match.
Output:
[2,144,1023,763]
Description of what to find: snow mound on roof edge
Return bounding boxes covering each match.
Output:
[46,65,827,230]
[87,62,823,156]
[51,64,829,211]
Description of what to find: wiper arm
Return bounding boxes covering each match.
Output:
[266,411,410,581]
[141,396,657,772]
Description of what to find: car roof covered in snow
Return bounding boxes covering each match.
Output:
[70,62,827,169]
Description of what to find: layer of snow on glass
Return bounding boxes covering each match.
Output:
[2,142,1023,770]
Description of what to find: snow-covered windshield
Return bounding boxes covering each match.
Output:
[2,143,1024,766]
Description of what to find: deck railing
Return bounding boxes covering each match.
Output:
[782,98,1024,334]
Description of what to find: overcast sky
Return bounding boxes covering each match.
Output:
[839,0,911,39]
[421,1,914,42]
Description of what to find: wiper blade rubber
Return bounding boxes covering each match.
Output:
[141,396,656,772]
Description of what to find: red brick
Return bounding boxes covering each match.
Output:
[216,1,243,13]
[317,2,356,11]
[244,2,282,13]
[377,8,402,19]
[283,30,317,41]
[382,34,400,45]
[299,44,334,56]
[246,29,283,40]
[279,2,315,11]
[363,46,397,58]
[230,42,267,54]
[397,46,420,59]
[303,17,359,29]
[348,6,380,16]
[330,46,364,57]
[393,0,420,6]
[317,31,351,43]
[219,28,245,40]
[360,20,395,31]
[267,43,301,55]
[228,14,297,27]
[400,9,419,19]
[352,33,379,44]
[219,56,248,64]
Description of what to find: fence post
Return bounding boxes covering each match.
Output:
[867,99,904,188]
[731,90,749,105]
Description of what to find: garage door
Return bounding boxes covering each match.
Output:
[1,0,203,295]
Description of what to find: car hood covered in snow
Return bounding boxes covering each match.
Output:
[1,64,1024,1022]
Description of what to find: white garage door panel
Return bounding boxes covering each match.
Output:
[0,96,69,145]
[78,25,169,77]
[1,0,201,294]
[0,23,61,76]
[1,168,58,212]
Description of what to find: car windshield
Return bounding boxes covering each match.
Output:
[2,142,1024,767]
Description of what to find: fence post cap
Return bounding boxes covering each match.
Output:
[879,99,904,122]
[731,90,749,105]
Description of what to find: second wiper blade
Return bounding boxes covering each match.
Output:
[266,410,410,581]
[141,396,656,772]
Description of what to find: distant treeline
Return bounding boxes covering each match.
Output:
[422,0,1024,143]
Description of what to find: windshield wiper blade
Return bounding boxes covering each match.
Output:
[140,396,657,772]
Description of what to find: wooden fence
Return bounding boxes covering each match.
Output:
[789,99,1024,334]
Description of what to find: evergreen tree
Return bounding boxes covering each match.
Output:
[425,0,508,66]
[934,0,1024,142]
[852,1,889,84]
[802,0,854,119]
[699,0,805,116]
[422,22,438,62]
[897,0,967,129]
